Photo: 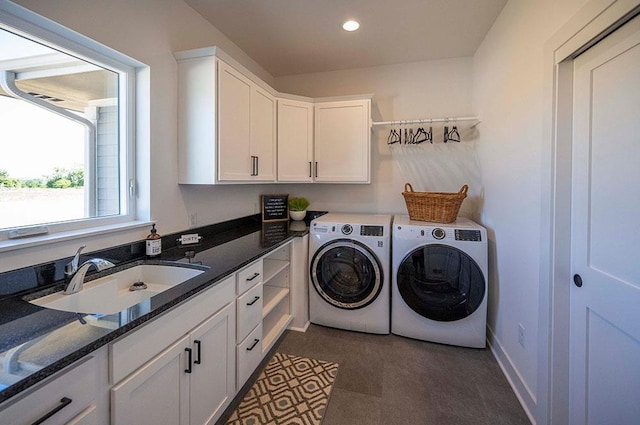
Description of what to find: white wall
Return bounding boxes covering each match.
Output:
[472,0,587,422]
[1,0,277,272]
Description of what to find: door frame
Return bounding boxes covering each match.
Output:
[541,1,640,424]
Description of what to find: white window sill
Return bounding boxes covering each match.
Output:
[0,220,153,253]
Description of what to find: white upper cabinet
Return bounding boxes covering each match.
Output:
[176,53,217,185]
[175,47,370,185]
[217,60,252,181]
[175,49,276,184]
[277,98,314,182]
[314,99,371,183]
[250,86,276,181]
[216,60,276,182]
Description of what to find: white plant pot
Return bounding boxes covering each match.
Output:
[289,210,306,221]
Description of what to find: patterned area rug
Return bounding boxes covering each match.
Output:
[226,352,339,425]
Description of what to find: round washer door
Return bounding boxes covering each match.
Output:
[397,244,485,322]
[310,239,383,310]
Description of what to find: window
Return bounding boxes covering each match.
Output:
[0,3,140,244]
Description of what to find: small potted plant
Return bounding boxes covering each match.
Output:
[288,197,310,221]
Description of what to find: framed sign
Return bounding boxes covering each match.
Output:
[261,194,289,222]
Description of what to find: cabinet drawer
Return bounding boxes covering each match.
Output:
[237,283,263,342]
[236,323,263,389]
[237,259,263,295]
[0,356,96,425]
[110,274,235,384]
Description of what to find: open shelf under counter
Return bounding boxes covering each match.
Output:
[262,312,293,355]
[263,258,289,283]
[262,285,290,319]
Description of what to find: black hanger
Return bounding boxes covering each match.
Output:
[448,125,461,143]
[387,128,400,144]
[413,127,432,144]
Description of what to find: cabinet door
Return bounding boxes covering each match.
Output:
[314,99,371,183]
[218,60,252,181]
[277,99,313,182]
[188,302,236,425]
[250,86,276,181]
[111,335,190,425]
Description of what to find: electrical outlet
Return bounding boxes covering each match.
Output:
[518,323,525,348]
[189,213,197,227]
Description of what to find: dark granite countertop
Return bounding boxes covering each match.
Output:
[0,215,312,404]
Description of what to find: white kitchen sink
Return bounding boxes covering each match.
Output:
[29,264,205,315]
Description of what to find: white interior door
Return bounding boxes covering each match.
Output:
[571,14,640,425]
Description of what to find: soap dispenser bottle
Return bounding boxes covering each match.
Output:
[145,224,162,257]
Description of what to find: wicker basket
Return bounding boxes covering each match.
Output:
[402,183,468,223]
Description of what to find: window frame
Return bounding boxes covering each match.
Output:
[0,1,146,249]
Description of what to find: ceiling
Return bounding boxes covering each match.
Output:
[185,0,508,77]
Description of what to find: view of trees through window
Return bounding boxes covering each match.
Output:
[0,26,120,231]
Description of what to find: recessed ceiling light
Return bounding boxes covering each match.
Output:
[342,20,360,32]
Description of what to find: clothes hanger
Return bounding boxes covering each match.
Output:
[413,126,433,144]
[448,125,461,143]
[387,128,400,144]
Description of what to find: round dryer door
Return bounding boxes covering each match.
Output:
[310,239,383,310]
[397,244,485,322]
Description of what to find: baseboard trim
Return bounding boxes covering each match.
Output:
[487,326,537,425]
[288,321,310,333]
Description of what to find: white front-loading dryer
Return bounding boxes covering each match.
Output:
[392,215,488,348]
[309,213,391,334]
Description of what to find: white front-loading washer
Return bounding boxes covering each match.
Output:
[309,213,391,334]
[392,215,488,348]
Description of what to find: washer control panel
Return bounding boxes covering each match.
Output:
[432,228,446,240]
[360,225,384,237]
[455,229,482,241]
[313,223,386,237]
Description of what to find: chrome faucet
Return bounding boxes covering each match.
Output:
[64,246,115,295]
[65,245,86,276]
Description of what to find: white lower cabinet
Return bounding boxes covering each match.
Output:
[189,304,236,425]
[0,356,100,425]
[111,301,235,425]
[110,275,237,425]
[111,334,190,425]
